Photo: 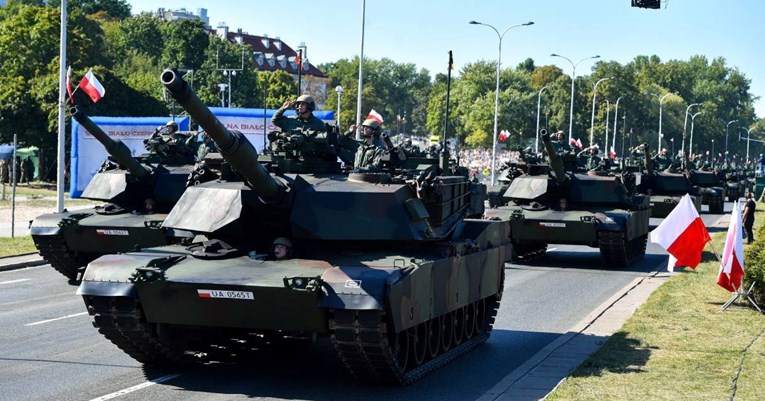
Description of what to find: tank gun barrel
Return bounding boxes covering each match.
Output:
[540,130,568,184]
[160,69,286,204]
[70,106,149,179]
[381,131,394,150]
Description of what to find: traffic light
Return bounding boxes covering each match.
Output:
[631,0,661,9]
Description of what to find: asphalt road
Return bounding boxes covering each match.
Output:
[0,208,729,401]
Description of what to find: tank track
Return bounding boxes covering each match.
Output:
[708,197,724,214]
[598,232,647,268]
[329,295,500,385]
[511,242,548,263]
[32,234,94,281]
[84,295,197,367]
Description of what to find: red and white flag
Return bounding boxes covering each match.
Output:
[498,130,509,142]
[78,68,105,103]
[367,109,384,124]
[717,201,745,292]
[609,145,616,159]
[650,194,711,272]
[569,138,583,150]
[66,65,74,103]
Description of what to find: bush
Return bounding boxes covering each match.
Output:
[744,220,765,304]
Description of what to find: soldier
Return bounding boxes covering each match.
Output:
[19,157,32,184]
[577,146,602,171]
[271,237,293,260]
[190,130,217,161]
[653,148,673,170]
[352,119,385,171]
[271,95,326,139]
[401,136,421,156]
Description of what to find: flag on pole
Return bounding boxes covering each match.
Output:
[610,145,616,159]
[66,66,74,103]
[367,109,384,124]
[78,68,106,103]
[650,194,711,272]
[569,138,583,150]
[717,201,745,292]
[498,130,509,142]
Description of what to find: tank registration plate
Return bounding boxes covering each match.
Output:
[539,222,566,228]
[197,289,254,300]
[95,229,129,236]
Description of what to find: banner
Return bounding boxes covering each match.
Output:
[70,107,335,198]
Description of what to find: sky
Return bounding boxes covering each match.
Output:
[126,0,765,118]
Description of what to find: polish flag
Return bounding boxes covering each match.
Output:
[650,194,711,272]
[569,138,583,150]
[609,145,616,159]
[367,109,384,124]
[78,68,105,103]
[717,201,745,292]
[498,130,509,142]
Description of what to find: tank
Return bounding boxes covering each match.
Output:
[75,69,511,385]
[687,169,725,214]
[484,130,650,266]
[29,106,196,281]
[722,168,744,202]
[636,146,702,218]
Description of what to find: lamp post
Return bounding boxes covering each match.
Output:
[689,111,702,157]
[604,99,610,153]
[335,85,343,127]
[725,119,738,154]
[589,77,613,147]
[681,103,701,158]
[670,137,675,156]
[535,85,547,154]
[741,127,753,164]
[712,139,715,158]
[655,93,671,151]
[551,54,600,142]
[356,0,366,140]
[612,96,623,158]
[470,20,534,185]
[217,83,228,107]
[216,48,244,108]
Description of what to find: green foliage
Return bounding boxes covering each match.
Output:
[744,215,765,304]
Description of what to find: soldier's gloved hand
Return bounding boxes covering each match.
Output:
[290,134,305,145]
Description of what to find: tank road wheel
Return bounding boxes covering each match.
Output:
[441,313,454,352]
[410,323,428,367]
[463,303,476,340]
[427,317,441,360]
[474,298,487,335]
[452,308,465,346]
[392,329,410,371]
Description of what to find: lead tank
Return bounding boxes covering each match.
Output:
[485,130,650,267]
[76,69,511,385]
[30,107,195,281]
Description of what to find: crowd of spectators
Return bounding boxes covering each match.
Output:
[458,147,520,184]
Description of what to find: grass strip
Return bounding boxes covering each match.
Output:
[0,236,37,258]
[546,210,765,401]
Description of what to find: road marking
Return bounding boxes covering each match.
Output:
[0,279,30,285]
[89,374,181,401]
[25,312,89,326]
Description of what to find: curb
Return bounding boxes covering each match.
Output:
[0,253,46,272]
[478,260,671,401]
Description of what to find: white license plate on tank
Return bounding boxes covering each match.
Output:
[197,289,254,300]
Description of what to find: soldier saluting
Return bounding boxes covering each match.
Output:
[271,95,326,139]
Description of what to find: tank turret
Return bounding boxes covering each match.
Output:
[161,68,286,205]
[70,106,149,179]
[540,129,568,184]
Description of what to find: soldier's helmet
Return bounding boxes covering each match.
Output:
[273,237,292,248]
[295,94,316,111]
[165,120,178,132]
[361,118,381,137]
[661,148,668,155]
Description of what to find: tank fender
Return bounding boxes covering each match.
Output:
[76,280,135,298]
[318,266,402,310]
[594,212,627,231]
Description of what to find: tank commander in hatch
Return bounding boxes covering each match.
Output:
[271,94,327,140]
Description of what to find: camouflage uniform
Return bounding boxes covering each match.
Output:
[271,107,326,139]
[354,142,385,171]
[652,154,673,170]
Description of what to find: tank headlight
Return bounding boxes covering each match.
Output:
[283,276,320,291]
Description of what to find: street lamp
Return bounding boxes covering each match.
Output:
[216,48,244,108]
[470,20,534,185]
[535,85,548,154]
[217,83,228,107]
[670,137,675,156]
[612,97,623,158]
[725,119,738,154]
[741,127,753,164]
[551,54,600,142]
[589,77,613,147]
[646,92,671,151]
[335,85,343,127]
[681,103,701,158]
[689,111,702,157]
[712,139,715,158]
[604,99,610,154]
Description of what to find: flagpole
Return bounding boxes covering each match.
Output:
[56,0,68,213]
[706,238,723,264]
